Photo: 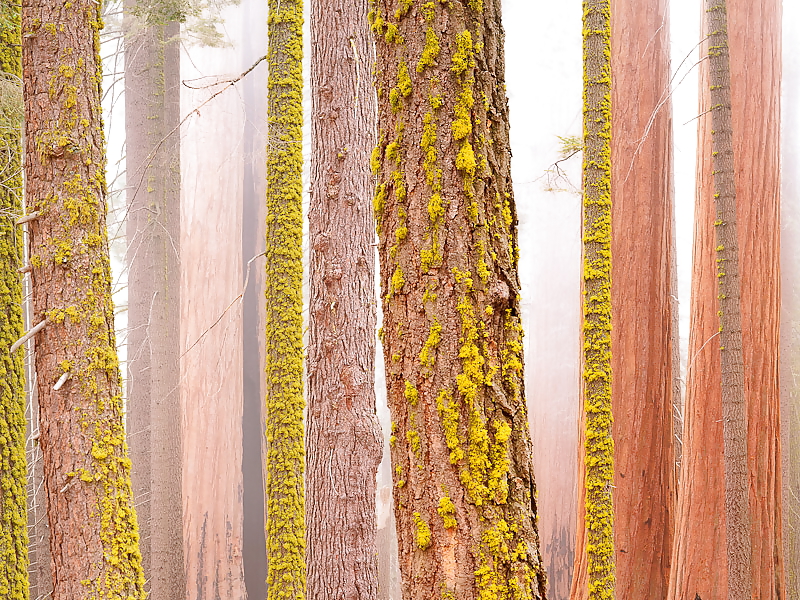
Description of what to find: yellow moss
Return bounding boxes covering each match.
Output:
[581,1,615,598]
[404,380,419,406]
[266,1,306,599]
[417,27,441,72]
[413,512,432,550]
[437,495,457,529]
[419,318,442,372]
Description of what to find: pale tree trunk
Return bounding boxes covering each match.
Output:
[781,0,800,592]
[306,0,383,597]
[21,0,146,596]
[571,1,615,599]
[264,0,305,598]
[0,3,29,597]
[372,1,547,598]
[124,10,184,599]
[609,0,676,597]
[668,0,783,598]
[180,31,247,599]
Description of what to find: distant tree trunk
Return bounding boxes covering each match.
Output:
[669,0,783,598]
[570,1,615,599]
[704,2,751,597]
[781,1,800,591]
[371,1,547,598]
[306,0,382,598]
[609,0,676,597]
[265,0,305,598]
[124,6,183,599]
[0,3,29,598]
[21,0,146,597]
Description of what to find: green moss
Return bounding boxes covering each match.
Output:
[437,495,457,529]
[266,0,306,598]
[413,512,432,550]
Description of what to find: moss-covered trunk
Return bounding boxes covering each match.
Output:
[570,1,615,600]
[306,0,383,597]
[20,0,146,597]
[371,1,546,598]
[0,3,28,598]
[265,1,305,599]
[123,8,183,599]
[669,0,783,598]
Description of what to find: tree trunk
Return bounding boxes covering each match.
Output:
[180,33,247,600]
[124,10,183,600]
[669,0,783,598]
[572,1,615,599]
[20,0,146,597]
[371,1,547,598]
[609,0,677,597]
[265,0,305,598]
[306,0,383,598]
[0,4,29,597]
[781,1,800,592]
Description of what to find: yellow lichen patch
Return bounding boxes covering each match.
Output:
[437,495,457,529]
[419,318,442,372]
[389,60,412,112]
[451,30,475,75]
[581,1,615,598]
[404,380,419,406]
[265,1,306,599]
[436,390,464,464]
[417,27,441,72]
[413,512,432,550]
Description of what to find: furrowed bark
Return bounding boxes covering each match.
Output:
[306,0,383,597]
[21,0,146,597]
[372,1,547,598]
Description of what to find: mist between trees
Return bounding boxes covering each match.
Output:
[0,0,798,599]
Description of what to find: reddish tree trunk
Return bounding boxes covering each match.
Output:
[306,0,383,597]
[668,1,783,598]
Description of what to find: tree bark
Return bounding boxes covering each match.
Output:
[0,4,29,598]
[669,0,783,598]
[610,0,677,597]
[306,0,383,598]
[573,1,615,599]
[124,10,183,600]
[372,1,547,598]
[21,0,146,597]
[265,0,305,599]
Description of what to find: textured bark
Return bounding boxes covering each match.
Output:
[572,1,615,599]
[608,0,677,597]
[0,4,29,597]
[265,1,305,599]
[180,37,247,600]
[124,10,183,600]
[372,1,546,598]
[669,1,783,598]
[781,3,800,591]
[306,0,383,598]
[21,0,146,597]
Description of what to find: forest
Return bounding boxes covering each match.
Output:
[0,0,797,599]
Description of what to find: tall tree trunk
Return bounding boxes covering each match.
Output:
[20,0,146,597]
[265,0,305,598]
[781,0,800,591]
[669,0,783,598]
[124,10,183,600]
[180,34,247,600]
[371,1,547,598]
[571,1,615,599]
[0,3,29,598]
[306,0,382,598]
[610,0,677,597]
